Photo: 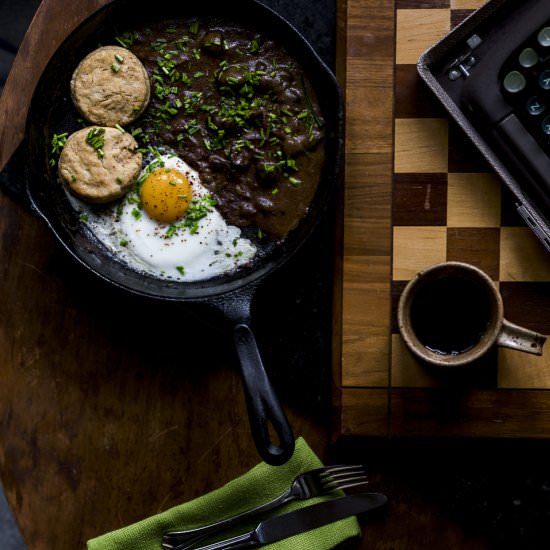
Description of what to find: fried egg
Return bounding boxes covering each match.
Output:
[70,152,257,282]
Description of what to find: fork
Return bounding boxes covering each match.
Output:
[161,464,369,550]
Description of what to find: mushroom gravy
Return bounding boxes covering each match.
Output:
[124,17,326,240]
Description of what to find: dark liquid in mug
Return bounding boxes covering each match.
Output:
[409,276,492,356]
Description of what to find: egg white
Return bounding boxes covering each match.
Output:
[69,153,257,282]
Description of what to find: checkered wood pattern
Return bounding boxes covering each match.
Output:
[336,0,550,439]
[393,0,550,390]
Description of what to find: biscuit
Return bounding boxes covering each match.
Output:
[71,46,150,127]
[58,126,142,203]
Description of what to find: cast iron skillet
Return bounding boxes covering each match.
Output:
[21,0,343,465]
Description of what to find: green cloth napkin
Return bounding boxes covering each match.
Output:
[87,437,361,550]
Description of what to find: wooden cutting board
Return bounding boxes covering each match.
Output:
[334,0,550,439]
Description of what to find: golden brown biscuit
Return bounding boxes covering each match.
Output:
[58,126,142,203]
[71,45,150,126]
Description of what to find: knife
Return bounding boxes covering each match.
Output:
[178,492,387,550]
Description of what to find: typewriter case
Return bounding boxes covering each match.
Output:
[418,0,550,252]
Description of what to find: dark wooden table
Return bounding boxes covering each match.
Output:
[0,1,334,547]
[2,1,550,549]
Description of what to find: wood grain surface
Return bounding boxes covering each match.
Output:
[4,1,550,549]
[334,0,395,434]
[335,0,550,439]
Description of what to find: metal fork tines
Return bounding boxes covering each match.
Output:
[162,464,368,550]
[292,464,369,499]
[318,464,370,491]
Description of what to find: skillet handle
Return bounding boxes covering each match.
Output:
[233,322,295,466]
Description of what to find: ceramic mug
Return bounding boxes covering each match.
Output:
[397,261,546,367]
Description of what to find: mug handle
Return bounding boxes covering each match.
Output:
[497,318,547,355]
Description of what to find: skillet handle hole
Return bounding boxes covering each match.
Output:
[233,322,295,465]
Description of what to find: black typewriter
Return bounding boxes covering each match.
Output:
[418,0,550,252]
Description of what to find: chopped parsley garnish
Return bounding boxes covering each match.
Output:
[51,132,68,154]
[86,128,105,159]
[176,265,185,275]
[164,194,216,237]
[189,21,199,34]
[49,132,68,166]
[151,38,168,52]
[114,31,137,48]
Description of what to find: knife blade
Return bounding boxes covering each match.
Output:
[181,492,387,550]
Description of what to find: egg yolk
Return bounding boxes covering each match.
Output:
[140,168,193,223]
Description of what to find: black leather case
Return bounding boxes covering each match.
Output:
[417,0,550,253]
